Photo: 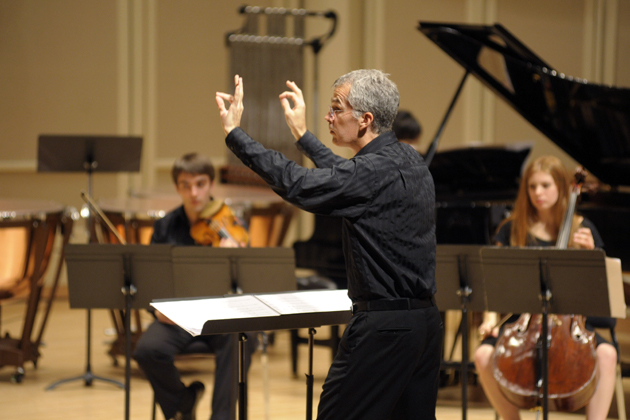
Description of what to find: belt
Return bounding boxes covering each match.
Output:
[352,297,435,314]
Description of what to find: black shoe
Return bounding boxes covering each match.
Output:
[171,381,205,420]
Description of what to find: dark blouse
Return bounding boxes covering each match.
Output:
[493,218,604,248]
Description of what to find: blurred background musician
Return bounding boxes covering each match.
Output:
[473,155,617,420]
[132,152,257,420]
[393,109,422,149]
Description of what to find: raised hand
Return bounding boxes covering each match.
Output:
[279,80,307,140]
[216,75,244,135]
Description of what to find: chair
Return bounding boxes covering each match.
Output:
[590,317,627,420]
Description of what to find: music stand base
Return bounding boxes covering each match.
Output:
[46,369,124,390]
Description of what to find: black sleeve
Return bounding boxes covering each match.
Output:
[493,221,512,246]
[580,217,604,249]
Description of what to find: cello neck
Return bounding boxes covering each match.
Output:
[555,167,586,249]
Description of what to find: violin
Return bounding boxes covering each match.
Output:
[190,200,249,247]
[492,168,598,412]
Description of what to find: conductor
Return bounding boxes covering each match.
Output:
[216,70,443,420]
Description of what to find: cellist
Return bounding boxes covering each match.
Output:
[474,155,617,420]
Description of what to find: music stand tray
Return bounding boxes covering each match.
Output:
[65,244,174,310]
[481,247,623,317]
[38,135,142,173]
[171,246,297,296]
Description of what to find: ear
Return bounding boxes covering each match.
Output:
[359,112,374,131]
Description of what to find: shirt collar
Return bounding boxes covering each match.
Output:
[355,130,398,157]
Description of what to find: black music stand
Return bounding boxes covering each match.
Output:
[435,245,486,420]
[39,135,142,393]
[63,244,169,420]
[152,289,352,420]
[170,246,298,420]
[480,247,619,420]
[62,244,297,420]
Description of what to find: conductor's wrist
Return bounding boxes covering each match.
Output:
[292,126,307,141]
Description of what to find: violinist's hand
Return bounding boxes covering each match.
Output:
[216,75,244,135]
[573,227,595,249]
[478,320,499,339]
[279,80,307,140]
[155,309,176,325]
[219,237,242,248]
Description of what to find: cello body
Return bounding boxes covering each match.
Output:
[493,313,598,411]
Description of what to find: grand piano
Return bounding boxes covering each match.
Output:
[418,22,630,269]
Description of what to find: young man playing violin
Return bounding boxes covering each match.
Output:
[133,152,257,420]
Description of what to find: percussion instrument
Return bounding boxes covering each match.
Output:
[0,198,74,382]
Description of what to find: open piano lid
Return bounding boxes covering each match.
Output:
[419,22,630,187]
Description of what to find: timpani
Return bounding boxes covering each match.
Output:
[0,198,71,382]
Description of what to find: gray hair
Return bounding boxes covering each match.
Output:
[333,69,400,135]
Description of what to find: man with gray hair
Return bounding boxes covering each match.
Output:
[216,69,442,420]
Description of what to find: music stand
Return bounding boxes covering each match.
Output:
[152,289,352,420]
[480,247,624,420]
[63,245,297,420]
[39,134,142,392]
[63,244,166,420]
[171,246,297,420]
[435,245,486,420]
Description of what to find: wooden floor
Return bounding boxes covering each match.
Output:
[0,297,627,420]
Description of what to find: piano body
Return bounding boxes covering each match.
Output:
[417,21,630,268]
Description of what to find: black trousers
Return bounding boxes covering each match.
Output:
[133,320,258,420]
[317,305,443,420]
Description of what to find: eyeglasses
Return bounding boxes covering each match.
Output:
[328,106,352,121]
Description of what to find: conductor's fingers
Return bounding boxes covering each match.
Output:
[286,80,303,96]
[215,94,227,112]
[234,75,243,100]
[279,97,292,113]
[279,91,298,105]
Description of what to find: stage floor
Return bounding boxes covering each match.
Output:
[0,296,626,420]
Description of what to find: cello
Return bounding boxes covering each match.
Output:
[492,168,598,412]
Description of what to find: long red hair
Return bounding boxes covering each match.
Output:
[497,155,580,247]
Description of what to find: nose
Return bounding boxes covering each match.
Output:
[325,112,333,123]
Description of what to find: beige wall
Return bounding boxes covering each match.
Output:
[1,0,629,233]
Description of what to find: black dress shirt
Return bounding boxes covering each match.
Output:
[226,128,436,302]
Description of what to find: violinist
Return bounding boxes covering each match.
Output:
[133,152,257,420]
[474,155,617,420]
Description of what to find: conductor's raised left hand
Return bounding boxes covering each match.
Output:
[216,75,244,135]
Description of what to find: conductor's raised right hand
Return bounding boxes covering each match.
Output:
[279,80,307,140]
[216,75,244,136]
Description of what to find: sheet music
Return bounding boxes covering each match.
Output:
[151,290,352,336]
[256,289,351,314]
[151,295,280,336]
